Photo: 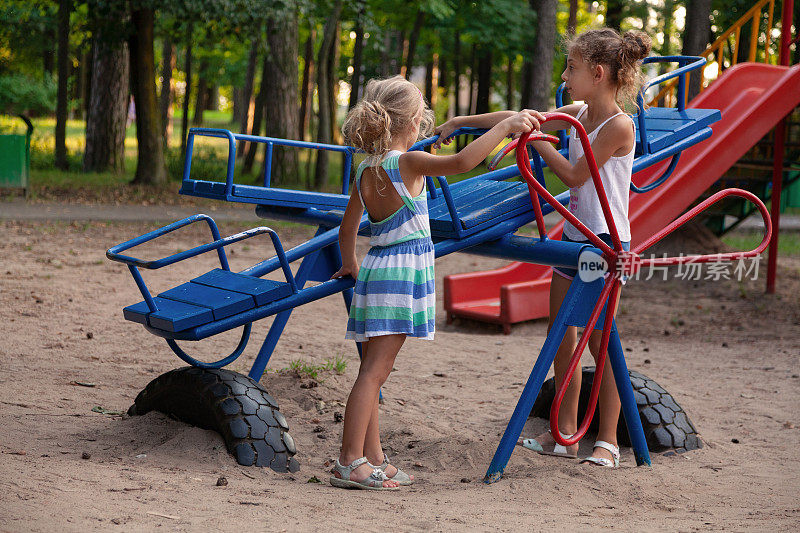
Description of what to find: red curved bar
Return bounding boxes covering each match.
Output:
[633,188,772,268]
[514,114,620,258]
[487,134,559,171]
[549,275,621,446]
[512,115,773,450]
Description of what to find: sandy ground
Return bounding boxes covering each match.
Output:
[1,216,799,532]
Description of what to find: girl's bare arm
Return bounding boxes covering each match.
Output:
[533,115,634,188]
[403,112,539,179]
[331,188,364,279]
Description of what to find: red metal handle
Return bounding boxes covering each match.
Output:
[514,113,622,257]
[633,188,772,269]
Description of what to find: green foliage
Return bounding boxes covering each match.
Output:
[281,355,348,379]
[0,74,57,116]
[165,145,226,181]
[722,231,800,258]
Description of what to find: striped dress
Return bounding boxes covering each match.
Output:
[345,150,436,341]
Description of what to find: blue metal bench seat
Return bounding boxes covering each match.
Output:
[124,269,294,333]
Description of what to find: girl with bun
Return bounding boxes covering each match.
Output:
[331,75,539,489]
[435,29,652,468]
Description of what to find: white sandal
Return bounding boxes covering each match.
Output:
[369,453,414,485]
[329,457,399,490]
[520,430,578,459]
[580,441,620,468]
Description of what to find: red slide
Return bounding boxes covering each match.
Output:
[444,62,800,333]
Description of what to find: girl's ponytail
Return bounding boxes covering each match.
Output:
[342,75,434,157]
[620,30,651,67]
[342,100,393,157]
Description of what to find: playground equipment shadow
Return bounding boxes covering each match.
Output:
[1,219,798,531]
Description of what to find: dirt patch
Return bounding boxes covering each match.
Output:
[1,219,798,531]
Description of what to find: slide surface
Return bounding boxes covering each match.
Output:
[444,62,800,329]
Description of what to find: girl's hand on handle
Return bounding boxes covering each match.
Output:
[433,117,460,149]
[331,263,359,281]
[501,110,544,136]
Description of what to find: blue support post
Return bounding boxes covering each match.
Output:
[483,276,651,483]
[483,277,585,483]
[606,323,651,466]
[248,248,318,381]
[264,142,274,187]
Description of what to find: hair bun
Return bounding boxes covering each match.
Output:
[621,30,651,62]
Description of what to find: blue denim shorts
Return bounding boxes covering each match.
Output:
[553,233,631,280]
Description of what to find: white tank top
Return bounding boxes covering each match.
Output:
[563,105,634,242]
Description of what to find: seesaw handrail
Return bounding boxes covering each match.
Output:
[515,113,621,257]
[107,214,229,270]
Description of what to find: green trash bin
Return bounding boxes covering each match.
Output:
[0,115,33,194]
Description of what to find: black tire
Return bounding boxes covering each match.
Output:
[530,366,703,453]
[128,367,300,472]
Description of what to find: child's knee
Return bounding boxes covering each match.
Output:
[357,363,391,386]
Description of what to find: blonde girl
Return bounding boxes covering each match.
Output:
[331,75,538,489]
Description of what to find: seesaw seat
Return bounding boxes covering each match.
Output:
[124,269,294,332]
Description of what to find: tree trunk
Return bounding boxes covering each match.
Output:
[568,0,578,34]
[453,30,462,150]
[530,0,557,111]
[206,85,218,111]
[243,53,269,175]
[240,39,259,140]
[605,0,624,32]
[192,59,208,125]
[348,4,365,111]
[299,29,315,141]
[314,0,342,189]
[328,18,341,144]
[180,25,193,161]
[424,56,435,108]
[475,48,491,115]
[81,47,93,119]
[55,0,71,170]
[129,7,167,185]
[75,50,86,119]
[261,11,299,186]
[83,32,129,173]
[505,55,514,110]
[159,37,174,149]
[402,10,426,78]
[44,32,55,75]
[681,0,712,100]
[468,43,477,114]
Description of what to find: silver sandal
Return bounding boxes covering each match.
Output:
[329,457,399,490]
[370,453,414,485]
[580,440,620,468]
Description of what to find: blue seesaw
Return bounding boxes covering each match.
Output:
[107,57,771,481]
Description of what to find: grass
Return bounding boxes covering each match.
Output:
[280,355,348,380]
[722,230,800,257]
